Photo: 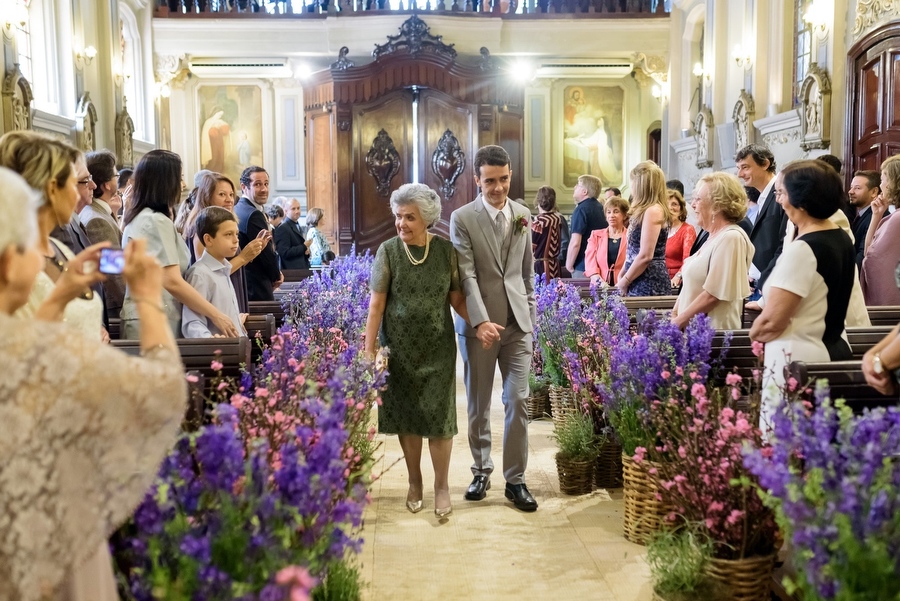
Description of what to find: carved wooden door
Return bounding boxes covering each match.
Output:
[847,25,900,176]
[352,90,415,251]
[352,87,478,251]
[417,88,477,240]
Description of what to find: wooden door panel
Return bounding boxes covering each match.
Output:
[307,111,337,247]
[352,91,414,252]
[418,89,477,239]
[858,143,882,171]
[886,141,900,160]
[859,55,883,140]
[889,52,900,132]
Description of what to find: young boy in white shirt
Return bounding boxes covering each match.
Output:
[183,206,246,338]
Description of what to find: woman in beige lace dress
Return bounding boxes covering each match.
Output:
[0,166,187,601]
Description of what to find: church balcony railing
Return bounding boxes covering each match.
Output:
[154,0,670,18]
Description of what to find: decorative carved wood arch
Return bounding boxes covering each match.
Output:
[2,64,34,132]
[303,15,524,254]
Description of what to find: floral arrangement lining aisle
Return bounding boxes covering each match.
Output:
[113,252,386,601]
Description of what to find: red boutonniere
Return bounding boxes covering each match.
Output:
[513,215,530,235]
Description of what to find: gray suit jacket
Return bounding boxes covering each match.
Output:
[80,201,126,313]
[450,195,536,337]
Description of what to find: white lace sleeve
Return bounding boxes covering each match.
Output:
[0,315,187,601]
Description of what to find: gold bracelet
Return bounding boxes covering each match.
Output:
[132,296,166,314]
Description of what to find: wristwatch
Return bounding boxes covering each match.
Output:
[873,352,884,375]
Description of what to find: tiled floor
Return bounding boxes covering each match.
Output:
[359,358,653,600]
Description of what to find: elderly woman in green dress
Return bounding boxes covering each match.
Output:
[364,183,470,519]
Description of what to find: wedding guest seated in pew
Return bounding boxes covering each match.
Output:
[749,161,855,428]
[183,207,247,338]
[584,195,629,287]
[671,172,754,330]
[616,161,671,297]
[862,322,900,397]
[0,166,186,601]
[121,151,239,339]
[861,154,900,306]
[664,188,696,284]
[182,172,267,312]
[0,131,109,340]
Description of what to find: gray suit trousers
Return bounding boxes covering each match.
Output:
[459,323,532,485]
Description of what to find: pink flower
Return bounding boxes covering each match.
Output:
[185,374,199,383]
[677,446,687,459]
[726,509,744,525]
[725,373,742,386]
[255,388,270,398]
[633,446,647,464]
[691,383,706,399]
[731,388,741,400]
[675,366,684,376]
[210,360,224,371]
[217,381,228,391]
[751,340,764,357]
[787,377,798,391]
[661,370,671,380]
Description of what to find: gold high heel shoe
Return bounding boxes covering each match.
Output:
[434,505,452,518]
[406,499,423,513]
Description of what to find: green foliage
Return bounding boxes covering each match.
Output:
[552,411,602,461]
[647,528,719,601]
[312,560,363,601]
[606,399,655,456]
[528,372,550,396]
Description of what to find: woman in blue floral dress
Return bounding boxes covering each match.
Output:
[617,161,672,296]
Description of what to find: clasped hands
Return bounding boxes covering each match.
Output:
[476,321,505,349]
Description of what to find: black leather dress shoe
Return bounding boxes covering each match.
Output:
[464,475,491,501]
[505,483,538,512]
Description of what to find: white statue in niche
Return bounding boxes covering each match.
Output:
[806,84,820,136]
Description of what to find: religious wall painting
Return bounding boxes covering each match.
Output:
[197,85,263,186]
[561,84,625,188]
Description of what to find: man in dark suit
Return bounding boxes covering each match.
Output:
[234,166,282,301]
[273,198,310,270]
[735,144,788,298]
[848,170,881,268]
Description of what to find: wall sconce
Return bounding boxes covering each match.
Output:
[3,3,28,32]
[803,0,829,39]
[692,62,710,83]
[651,83,669,104]
[74,46,97,68]
[733,45,752,70]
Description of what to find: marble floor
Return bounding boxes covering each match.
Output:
[358,358,654,600]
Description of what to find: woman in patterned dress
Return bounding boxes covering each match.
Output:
[364,184,470,519]
[531,186,562,279]
[616,161,672,296]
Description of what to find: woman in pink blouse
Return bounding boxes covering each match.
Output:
[665,188,697,285]
[860,155,900,306]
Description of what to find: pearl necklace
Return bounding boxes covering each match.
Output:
[403,234,431,266]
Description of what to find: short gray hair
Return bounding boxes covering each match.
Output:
[390,183,442,227]
[271,196,288,208]
[0,166,40,252]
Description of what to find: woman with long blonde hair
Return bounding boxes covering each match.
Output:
[616,161,672,296]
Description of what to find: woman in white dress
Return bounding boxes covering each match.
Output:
[0,166,186,601]
[749,161,856,428]
[671,172,754,331]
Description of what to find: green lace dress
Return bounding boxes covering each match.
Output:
[371,235,460,438]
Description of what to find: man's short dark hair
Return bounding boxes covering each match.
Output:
[86,149,118,198]
[117,168,133,189]
[266,204,284,220]
[606,186,622,197]
[473,145,510,177]
[196,206,237,241]
[854,170,881,192]
[735,144,777,173]
[240,166,267,189]
[664,179,684,197]
[816,154,843,175]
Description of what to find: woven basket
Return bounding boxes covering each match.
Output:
[549,385,577,429]
[526,387,549,420]
[703,554,776,601]
[594,440,624,489]
[622,453,669,545]
[555,453,595,495]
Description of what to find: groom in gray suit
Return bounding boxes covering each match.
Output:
[450,145,538,512]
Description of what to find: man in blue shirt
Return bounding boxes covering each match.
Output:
[565,174,608,278]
